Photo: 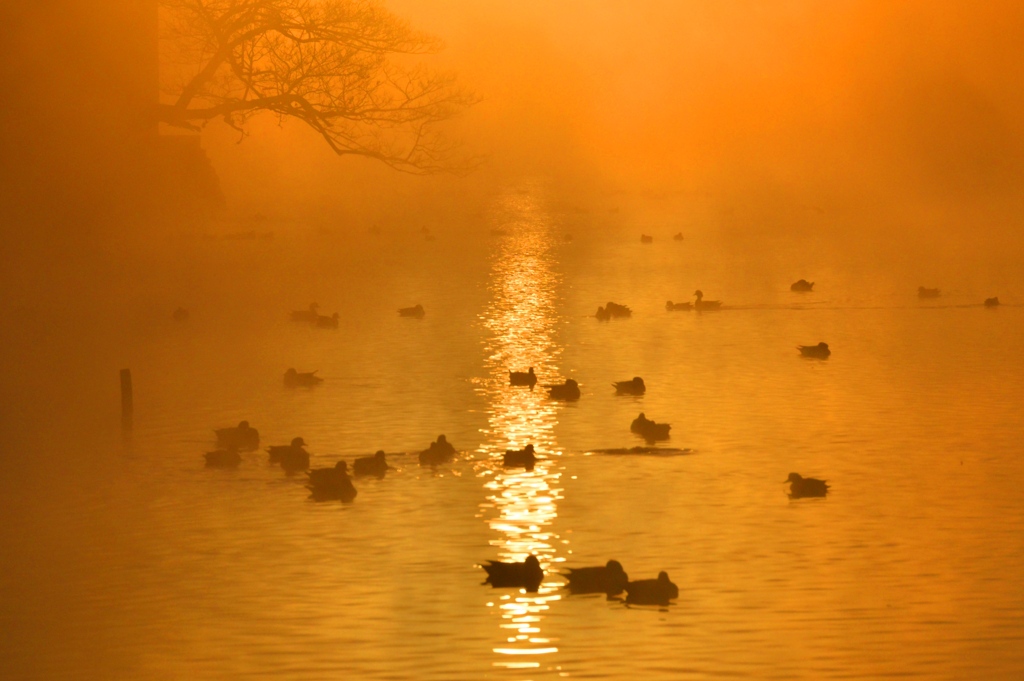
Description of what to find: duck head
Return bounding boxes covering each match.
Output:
[334,460,348,472]
[694,290,704,300]
[565,379,578,388]
[633,377,644,385]
[818,342,829,350]
[437,434,448,444]
[784,472,803,483]
[524,444,535,454]
[374,450,387,460]
[658,571,671,582]
[607,559,625,573]
[291,437,307,447]
[238,420,250,429]
[525,555,541,569]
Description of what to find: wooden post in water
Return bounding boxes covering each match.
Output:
[120,368,134,429]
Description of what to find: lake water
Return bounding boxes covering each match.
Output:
[2,182,1024,680]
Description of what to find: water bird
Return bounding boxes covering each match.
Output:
[509,367,537,387]
[353,450,390,477]
[482,555,543,591]
[985,297,1000,307]
[419,434,456,466]
[315,312,340,328]
[918,286,941,299]
[613,377,646,395]
[267,436,310,472]
[284,368,323,387]
[665,300,692,311]
[673,232,684,241]
[398,304,425,318]
[547,379,581,401]
[641,234,653,243]
[172,307,190,322]
[784,472,829,498]
[503,444,536,470]
[604,302,632,317]
[791,279,814,292]
[596,306,611,321]
[694,290,722,310]
[631,413,671,442]
[214,420,260,451]
[797,342,831,359]
[204,447,241,468]
[307,461,357,502]
[290,303,319,323]
[564,559,629,596]
[625,571,678,606]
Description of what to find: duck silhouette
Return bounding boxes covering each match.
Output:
[604,302,632,318]
[398,304,425,318]
[214,421,260,451]
[503,444,537,470]
[315,312,340,329]
[673,232,684,241]
[482,555,544,591]
[564,559,629,596]
[284,368,323,387]
[784,472,829,498]
[797,342,831,359]
[791,279,814,292]
[985,297,1000,307]
[353,450,390,477]
[509,367,538,387]
[665,300,693,311]
[307,461,357,502]
[547,379,581,401]
[613,377,646,395]
[204,447,241,468]
[640,234,653,243]
[630,413,670,442]
[290,302,320,323]
[267,437,310,472]
[918,286,940,299]
[595,306,611,321]
[694,290,722,310]
[625,571,678,605]
[419,434,457,466]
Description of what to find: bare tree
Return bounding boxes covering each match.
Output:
[160,0,476,173]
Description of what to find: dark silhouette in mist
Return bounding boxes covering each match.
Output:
[503,444,536,470]
[694,290,722,310]
[290,303,320,323]
[316,312,340,329]
[790,279,814,292]
[613,377,646,395]
[419,434,456,466]
[631,413,671,442]
[204,446,241,468]
[985,297,1000,307]
[307,461,357,502]
[785,472,830,498]
[215,420,260,451]
[565,559,629,596]
[353,450,390,478]
[509,367,538,387]
[918,286,941,298]
[798,342,831,359]
[666,300,693,311]
[546,379,581,401]
[625,571,678,606]
[596,301,632,320]
[673,232,684,241]
[482,554,543,592]
[284,368,323,387]
[398,304,426,318]
[641,234,653,243]
[268,436,310,472]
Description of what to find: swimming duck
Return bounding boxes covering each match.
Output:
[204,447,241,468]
[604,302,632,318]
[791,279,814,292]
[985,297,1000,307]
[641,234,653,243]
[482,555,544,591]
[267,436,310,472]
[547,379,581,401]
[315,312,340,329]
[503,444,537,470]
[172,307,190,322]
[290,302,319,323]
[283,368,323,387]
[613,377,646,395]
[630,413,671,442]
[564,559,629,596]
[307,461,357,502]
[398,304,425,318]
[673,232,684,241]
[214,420,260,451]
[509,367,538,387]
[625,571,678,606]
[693,290,722,310]
[595,306,611,321]
[353,450,390,477]
[918,286,940,299]
[784,472,829,498]
[797,342,831,359]
[665,300,693,311]
[419,434,457,466]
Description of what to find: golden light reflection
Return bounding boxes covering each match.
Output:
[474,182,567,667]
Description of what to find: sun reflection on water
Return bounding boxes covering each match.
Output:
[475,185,568,668]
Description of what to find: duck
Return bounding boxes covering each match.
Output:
[604,301,632,318]
[625,571,678,606]
[509,367,538,387]
[547,379,581,401]
[172,307,190,322]
[665,300,693,311]
[290,302,320,323]
[784,472,829,498]
[398,304,425,318]
[693,290,722,310]
[918,286,940,299]
[283,368,323,387]
[613,377,646,396]
[790,279,814,292]
[482,555,544,591]
[797,342,831,359]
[267,436,310,472]
[503,444,537,470]
[307,461,357,502]
[985,297,1000,307]
[204,447,241,468]
[630,413,671,442]
[640,234,653,244]
[315,312,340,329]
[419,434,457,466]
[673,232,684,241]
[564,559,629,596]
[595,306,611,321]
[353,450,390,477]
[214,420,260,451]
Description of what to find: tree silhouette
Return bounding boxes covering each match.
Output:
[160,0,476,173]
